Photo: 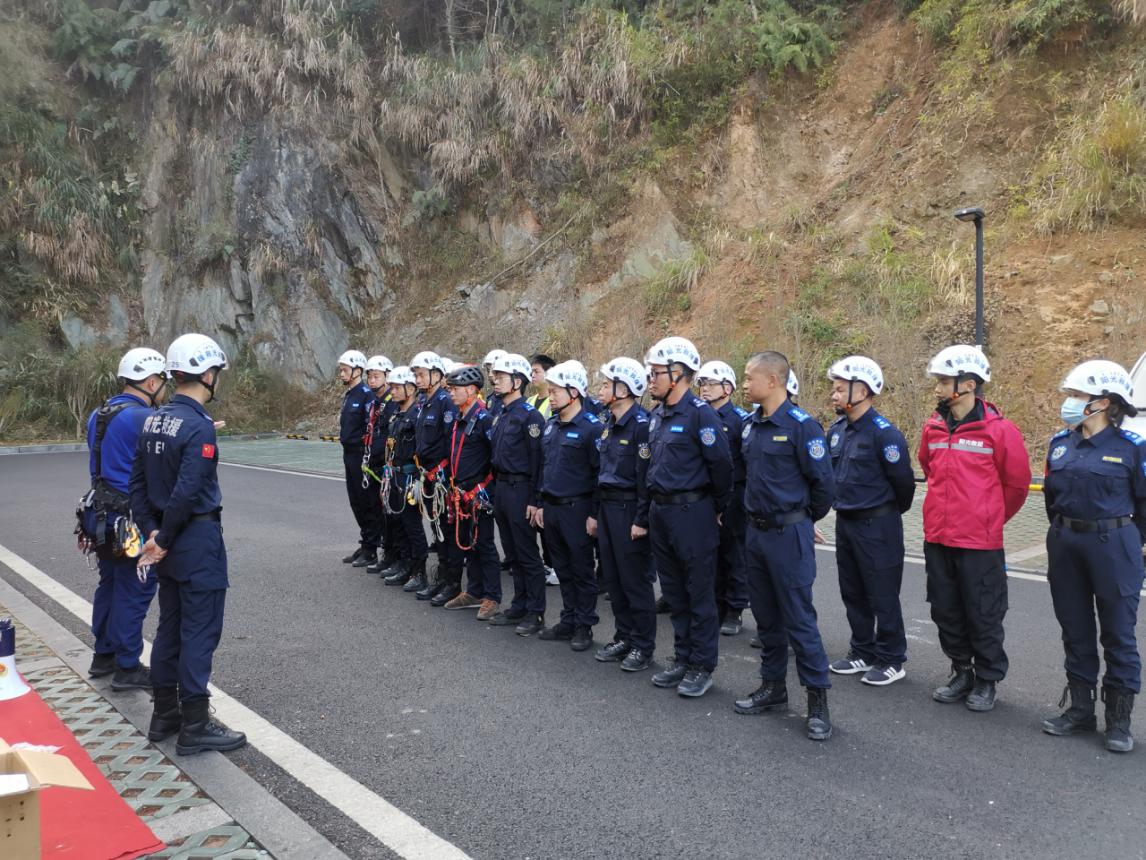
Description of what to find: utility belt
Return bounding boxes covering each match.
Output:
[186,510,222,524]
[598,487,638,502]
[497,472,532,486]
[747,509,808,531]
[835,501,898,522]
[392,463,418,475]
[92,482,130,515]
[75,480,138,561]
[1053,514,1134,533]
[542,492,593,507]
[650,490,708,506]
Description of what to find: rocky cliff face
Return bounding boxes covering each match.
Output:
[124,89,396,389]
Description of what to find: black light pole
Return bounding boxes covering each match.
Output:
[954,207,985,347]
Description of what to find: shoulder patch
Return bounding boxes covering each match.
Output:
[691,396,706,408]
[636,413,649,423]
[529,424,541,438]
[1051,428,1070,441]
[741,423,751,440]
[201,443,216,459]
[734,406,749,419]
[883,444,901,463]
[788,406,810,423]
[873,415,891,430]
[806,438,826,460]
[585,412,600,424]
[638,442,651,459]
[1050,444,1068,461]
[830,431,841,449]
[1120,429,1144,445]
[443,412,454,424]
[522,402,534,412]
[700,426,717,447]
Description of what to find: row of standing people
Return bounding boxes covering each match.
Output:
[335,339,1146,748]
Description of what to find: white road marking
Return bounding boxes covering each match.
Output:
[0,542,471,860]
[221,461,341,481]
[1006,542,1048,563]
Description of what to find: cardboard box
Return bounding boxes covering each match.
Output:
[0,738,93,857]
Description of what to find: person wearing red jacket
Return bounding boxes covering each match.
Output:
[917,345,1031,713]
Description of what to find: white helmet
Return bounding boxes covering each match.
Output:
[410,351,445,374]
[337,349,367,370]
[827,355,884,395]
[697,360,737,388]
[482,349,507,368]
[492,353,532,379]
[365,355,393,373]
[166,334,228,376]
[1061,360,1137,416]
[645,336,701,371]
[546,361,588,397]
[389,365,416,386]
[600,357,647,398]
[117,347,167,381]
[786,370,799,398]
[927,345,990,383]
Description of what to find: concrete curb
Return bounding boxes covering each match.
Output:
[0,432,280,455]
[0,572,348,860]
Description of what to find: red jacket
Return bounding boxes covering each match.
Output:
[917,399,1031,550]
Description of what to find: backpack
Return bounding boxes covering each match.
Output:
[75,401,142,561]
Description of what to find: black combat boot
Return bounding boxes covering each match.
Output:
[806,688,832,741]
[352,548,377,568]
[1103,686,1135,753]
[176,697,247,755]
[734,681,788,715]
[932,664,975,703]
[1042,680,1097,736]
[965,679,997,712]
[88,652,116,678]
[367,552,397,575]
[342,546,364,564]
[148,686,182,742]
[406,559,430,594]
[414,570,438,599]
[383,560,412,585]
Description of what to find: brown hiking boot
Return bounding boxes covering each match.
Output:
[444,592,481,610]
[476,599,500,621]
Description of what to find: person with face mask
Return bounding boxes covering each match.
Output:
[1041,360,1146,753]
[824,356,916,687]
[917,345,1031,713]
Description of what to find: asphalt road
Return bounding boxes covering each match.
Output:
[2,451,1145,859]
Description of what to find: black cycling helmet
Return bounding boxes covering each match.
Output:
[445,365,484,389]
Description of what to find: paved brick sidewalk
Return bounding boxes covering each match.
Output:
[1,605,271,859]
[222,437,1054,572]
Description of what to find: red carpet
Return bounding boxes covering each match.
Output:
[0,683,164,859]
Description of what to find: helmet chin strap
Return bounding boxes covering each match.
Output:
[200,370,219,404]
[125,379,159,408]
